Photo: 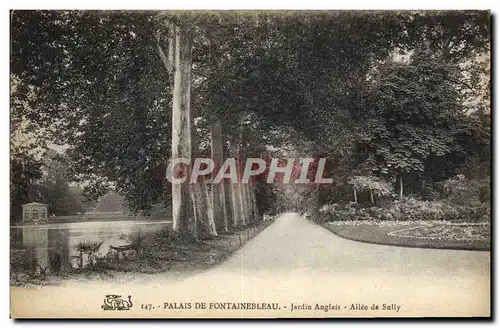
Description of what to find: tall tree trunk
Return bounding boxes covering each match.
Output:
[223,181,234,228]
[192,177,217,239]
[167,22,217,239]
[238,185,247,226]
[399,174,404,199]
[246,182,254,224]
[236,115,249,226]
[249,181,260,223]
[170,23,195,236]
[222,139,234,228]
[353,186,358,203]
[230,182,244,228]
[241,181,253,223]
[370,189,374,204]
[210,120,228,233]
[229,140,244,228]
[239,163,250,226]
[190,111,217,238]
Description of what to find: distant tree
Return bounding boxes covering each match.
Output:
[36,152,86,216]
[11,10,490,224]
[348,175,394,204]
[11,11,171,214]
[10,151,43,221]
[444,174,489,206]
[353,53,475,198]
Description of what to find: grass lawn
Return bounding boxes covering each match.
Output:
[322,220,490,251]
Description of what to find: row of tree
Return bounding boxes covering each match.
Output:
[11,11,490,233]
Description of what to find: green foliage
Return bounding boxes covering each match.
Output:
[254,180,280,215]
[319,197,489,223]
[10,247,38,274]
[74,240,104,254]
[10,151,43,221]
[208,12,404,147]
[348,175,394,198]
[11,11,171,213]
[36,152,87,216]
[74,240,104,270]
[398,11,490,63]
[10,11,490,216]
[10,150,89,219]
[355,54,464,179]
[125,230,146,253]
[154,228,197,246]
[444,174,490,205]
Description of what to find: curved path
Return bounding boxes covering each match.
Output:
[11,213,490,318]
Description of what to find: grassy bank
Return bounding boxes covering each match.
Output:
[321,220,490,251]
[105,220,277,274]
[10,217,277,287]
[12,216,169,226]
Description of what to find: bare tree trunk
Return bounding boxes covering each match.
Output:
[240,181,251,224]
[224,181,234,228]
[399,174,404,199]
[249,181,260,223]
[210,120,228,233]
[246,182,254,224]
[229,140,244,228]
[239,169,250,226]
[230,183,243,228]
[170,23,195,236]
[236,116,249,226]
[167,22,217,239]
[222,140,234,228]
[190,127,217,239]
[370,189,374,204]
[192,177,217,239]
[231,164,246,227]
[353,186,358,203]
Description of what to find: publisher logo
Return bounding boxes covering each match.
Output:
[101,295,133,311]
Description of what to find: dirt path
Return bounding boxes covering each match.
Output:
[11,213,490,318]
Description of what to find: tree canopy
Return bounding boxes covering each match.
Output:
[10,10,490,220]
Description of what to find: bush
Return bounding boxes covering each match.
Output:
[348,175,395,200]
[317,197,490,223]
[390,198,452,221]
[125,230,145,253]
[10,247,38,274]
[444,175,490,206]
[74,240,104,270]
[154,228,197,247]
[317,202,363,222]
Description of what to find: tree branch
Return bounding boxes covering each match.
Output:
[166,21,175,76]
[191,68,210,79]
[156,42,169,71]
[155,20,176,80]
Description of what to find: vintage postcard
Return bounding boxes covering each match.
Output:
[10,10,491,318]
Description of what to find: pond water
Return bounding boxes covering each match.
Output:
[10,220,172,270]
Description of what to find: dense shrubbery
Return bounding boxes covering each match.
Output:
[154,228,198,246]
[10,247,38,274]
[315,174,490,223]
[317,197,489,223]
[348,175,394,201]
[443,175,490,206]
